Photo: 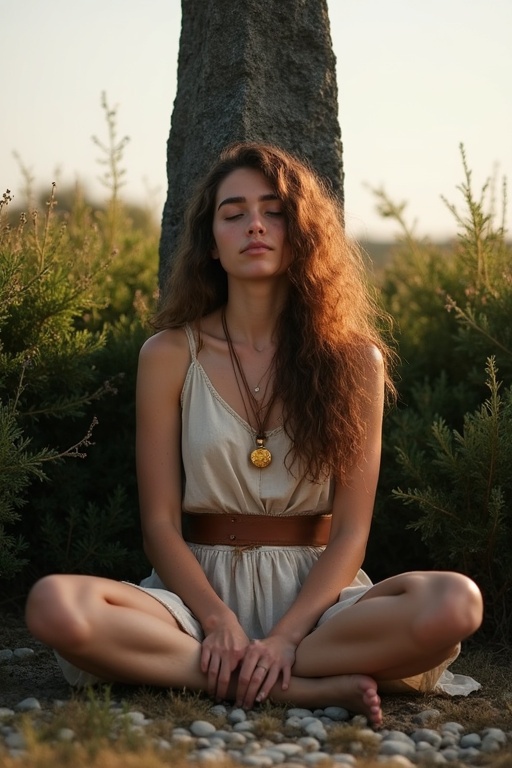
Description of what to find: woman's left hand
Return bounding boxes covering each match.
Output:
[235,635,296,709]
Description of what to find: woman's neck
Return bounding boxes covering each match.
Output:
[222,284,287,352]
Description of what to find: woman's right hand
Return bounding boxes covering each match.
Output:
[200,615,251,701]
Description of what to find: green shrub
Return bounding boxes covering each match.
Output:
[370,147,512,641]
[0,97,159,592]
[393,358,512,641]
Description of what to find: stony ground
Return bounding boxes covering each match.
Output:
[1,608,512,766]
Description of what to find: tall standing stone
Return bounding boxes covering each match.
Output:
[159,0,343,282]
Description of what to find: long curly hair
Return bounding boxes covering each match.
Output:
[153,142,396,484]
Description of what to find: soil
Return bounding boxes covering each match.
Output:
[1,607,511,735]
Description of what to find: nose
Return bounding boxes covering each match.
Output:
[246,210,266,235]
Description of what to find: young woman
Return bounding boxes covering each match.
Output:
[26,142,483,727]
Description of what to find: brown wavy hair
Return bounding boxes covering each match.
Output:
[153,142,396,484]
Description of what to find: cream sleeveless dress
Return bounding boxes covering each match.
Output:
[57,325,479,696]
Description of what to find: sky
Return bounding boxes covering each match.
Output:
[1,0,511,240]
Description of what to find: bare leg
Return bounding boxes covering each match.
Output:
[26,575,207,688]
[25,571,482,728]
[292,571,483,681]
[25,574,382,723]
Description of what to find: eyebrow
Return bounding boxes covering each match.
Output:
[217,193,280,210]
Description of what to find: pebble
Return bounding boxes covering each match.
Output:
[0,646,36,664]
[412,707,441,725]
[0,685,509,767]
[15,697,42,712]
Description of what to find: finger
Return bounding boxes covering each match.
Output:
[215,657,233,702]
[235,659,260,707]
[207,656,221,697]
[255,667,280,704]
[281,664,292,691]
[242,663,269,709]
[200,647,211,674]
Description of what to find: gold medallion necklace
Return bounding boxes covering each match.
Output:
[221,307,277,469]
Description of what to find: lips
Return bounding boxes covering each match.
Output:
[242,241,271,253]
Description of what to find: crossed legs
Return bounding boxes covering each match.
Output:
[25,570,483,727]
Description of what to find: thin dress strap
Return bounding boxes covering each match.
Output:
[183,323,198,361]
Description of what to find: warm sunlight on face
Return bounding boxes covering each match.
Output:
[212,167,292,280]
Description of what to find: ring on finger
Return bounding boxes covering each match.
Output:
[256,664,268,671]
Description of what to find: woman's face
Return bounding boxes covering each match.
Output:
[211,167,292,281]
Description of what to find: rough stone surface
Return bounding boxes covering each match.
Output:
[159,0,343,282]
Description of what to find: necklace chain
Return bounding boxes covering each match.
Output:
[221,307,277,468]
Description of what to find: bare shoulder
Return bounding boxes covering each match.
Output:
[358,344,385,402]
[139,327,189,358]
[138,328,192,389]
[362,343,384,373]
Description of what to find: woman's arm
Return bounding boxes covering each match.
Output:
[236,345,385,706]
[136,329,250,698]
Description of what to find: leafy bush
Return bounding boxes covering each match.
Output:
[370,146,512,641]
[0,97,159,594]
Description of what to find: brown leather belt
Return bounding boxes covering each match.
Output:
[183,512,332,547]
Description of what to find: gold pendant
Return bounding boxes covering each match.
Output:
[250,447,272,468]
[250,437,271,468]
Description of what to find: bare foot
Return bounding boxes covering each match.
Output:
[333,674,382,728]
[270,673,382,728]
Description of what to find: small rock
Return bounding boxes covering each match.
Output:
[5,732,26,750]
[481,727,507,745]
[190,720,217,737]
[13,648,35,660]
[195,747,229,763]
[440,747,459,761]
[323,706,349,721]
[234,720,255,732]
[209,704,228,717]
[379,739,416,758]
[423,753,448,764]
[240,756,274,767]
[207,736,227,749]
[440,721,464,736]
[459,746,482,760]
[0,649,14,663]
[273,743,304,757]
[0,708,15,718]
[410,728,442,747]
[331,755,356,765]
[287,708,314,718]
[304,721,327,741]
[171,733,195,746]
[15,697,41,712]
[228,707,247,724]
[480,735,502,753]
[257,747,286,763]
[412,708,440,726]
[440,734,458,748]
[297,736,321,752]
[379,757,414,767]
[226,732,247,747]
[350,715,368,728]
[459,732,481,748]
[153,738,171,750]
[122,710,149,726]
[57,728,75,742]
[381,731,415,748]
[303,752,332,766]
